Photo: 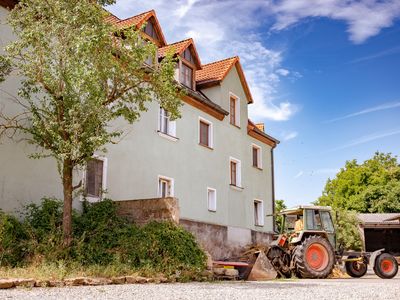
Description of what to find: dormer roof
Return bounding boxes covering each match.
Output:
[158,38,202,69]
[196,56,253,103]
[105,10,167,47]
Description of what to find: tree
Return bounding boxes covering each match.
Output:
[316,152,400,213]
[274,199,287,232]
[0,0,181,245]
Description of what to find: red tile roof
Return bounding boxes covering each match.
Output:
[105,10,167,46]
[158,38,201,68]
[196,57,253,103]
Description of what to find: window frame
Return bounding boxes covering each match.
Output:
[229,157,242,188]
[207,187,217,212]
[254,199,264,226]
[158,175,174,198]
[252,143,262,169]
[229,92,240,127]
[180,62,194,89]
[198,117,213,149]
[158,107,177,139]
[83,155,108,202]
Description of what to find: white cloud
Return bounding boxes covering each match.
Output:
[107,0,297,122]
[281,131,298,141]
[331,129,400,151]
[325,101,400,123]
[276,68,290,76]
[294,171,304,179]
[271,0,400,44]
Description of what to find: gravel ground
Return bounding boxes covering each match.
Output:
[1,274,400,300]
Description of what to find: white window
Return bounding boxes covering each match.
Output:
[158,175,174,198]
[229,92,240,127]
[180,62,193,89]
[199,117,213,148]
[252,144,262,169]
[84,156,107,200]
[229,157,242,187]
[254,200,264,226]
[207,188,217,212]
[158,107,176,137]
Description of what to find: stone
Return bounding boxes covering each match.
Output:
[48,280,65,287]
[111,276,126,285]
[83,278,111,286]
[204,250,213,270]
[125,275,150,284]
[15,278,35,288]
[0,279,14,289]
[35,280,50,287]
[64,277,85,286]
[213,268,225,276]
[224,268,239,277]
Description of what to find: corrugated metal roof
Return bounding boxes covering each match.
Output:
[358,213,400,225]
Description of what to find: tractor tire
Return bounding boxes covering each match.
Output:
[373,253,399,279]
[345,256,367,278]
[293,235,335,279]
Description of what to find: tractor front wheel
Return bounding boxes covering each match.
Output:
[345,256,367,278]
[293,235,335,278]
[373,253,399,279]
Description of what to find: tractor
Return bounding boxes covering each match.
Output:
[266,205,399,279]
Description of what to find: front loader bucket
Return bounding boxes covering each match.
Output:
[247,251,278,281]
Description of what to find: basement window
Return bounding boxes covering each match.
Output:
[207,188,217,212]
[254,200,264,226]
[158,176,174,198]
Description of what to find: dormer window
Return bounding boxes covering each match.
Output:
[180,62,193,89]
[143,20,158,40]
[182,48,194,64]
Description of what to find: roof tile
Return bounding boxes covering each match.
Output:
[157,39,192,57]
[196,57,238,83]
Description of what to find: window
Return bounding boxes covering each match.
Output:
[199,117,213,148]
[207,188,217,212]
[230,157,241,187]
[305,209,322,230]
[85,158,106,198]
[254,200,264,226]
[252,144,262,169]
[180,63,193,89]
[158,107,176,137]
[143,20,158,40]
[320,211,335,232]
[229,93,240,126]
[158,176,174,198]
[182,48,194,64]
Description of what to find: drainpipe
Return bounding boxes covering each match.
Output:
[271,147,276,233]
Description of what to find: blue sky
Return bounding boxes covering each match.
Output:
[108,0,400,207]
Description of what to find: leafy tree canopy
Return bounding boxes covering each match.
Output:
[275,199,287,232]
[316,152,400,213]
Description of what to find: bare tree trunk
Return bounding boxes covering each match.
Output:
[62,158,73,246]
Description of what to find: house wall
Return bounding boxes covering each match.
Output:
[105,65,274,233]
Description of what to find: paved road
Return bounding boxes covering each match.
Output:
[1,274,399,300]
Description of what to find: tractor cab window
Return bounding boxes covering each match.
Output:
[320,210,335,232]
[305,209,322,230]
[284,215,297,232]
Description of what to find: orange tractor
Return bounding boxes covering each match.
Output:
[266,205,399,279]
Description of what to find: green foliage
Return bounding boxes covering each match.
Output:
[0,199,206,275]
[0,211,28,266]
[332,208,363,251]
[317,152,400,213]
[275,199,287,232]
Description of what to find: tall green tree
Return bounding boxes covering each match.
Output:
[317,152,400,213]
[0,0,181,244]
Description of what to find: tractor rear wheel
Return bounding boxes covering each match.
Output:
[345,256,367,278]
[373,253,399,279]
[293,235,335,278]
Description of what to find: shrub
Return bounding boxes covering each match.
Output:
[0,198,206,275]
[0,210,28,267]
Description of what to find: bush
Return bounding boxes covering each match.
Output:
[0,210,28,267]
[0,198,206,275]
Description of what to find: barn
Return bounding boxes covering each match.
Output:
[358,213,400,256]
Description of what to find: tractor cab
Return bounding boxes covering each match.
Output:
[278,205,336,249]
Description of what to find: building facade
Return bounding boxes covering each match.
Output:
[0,3,279,258]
